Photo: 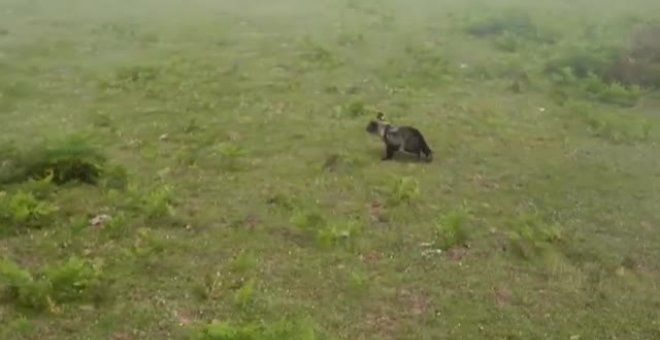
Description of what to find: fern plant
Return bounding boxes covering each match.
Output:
[386,176,420,206]
[140,184,176,220]
[0,190,59,234]
[0,257,109,312]
[434,207,470,250]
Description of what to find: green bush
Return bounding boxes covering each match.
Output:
[0,256,109,312]
[233,278,256,309]
[546,25,660,90]
[492,31,522,52]
[545,48,619,79]
[0,190,59,234]
[606,24,660,89]
[140,184,177,220]
[0,134,107,185]
[505,212,569,261]
[130,227,167,260]
[466,9,556,44]
[100,164,129,191]
[0,258,51,311]
[0,316,35,339]
[198,321,261,340]
[315,221,362,249]
[43,257,107,304]
[584,110,652,143]
[434,208,470,250]
[229,251,258,274]
[337,100,367,118]
[548,58,645,107]
[194,316,318,340]
[290,209,325,231]
[217,143,248,171]
[385,177,420,206]
[564,100,652,143]
[594,81,643,107]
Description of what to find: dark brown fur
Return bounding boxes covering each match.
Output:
[365,113,432,161]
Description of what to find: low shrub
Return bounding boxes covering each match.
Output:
[0,134,107,186]
[0,256,109,312]
[217,143,248,172]
[434,207,470,250]
[315,221,363,249]
[606,24,660,89]
[140,184,177,220]
[194,316,318,340]
[466,9,556,44]
[0,190,59,235]
[385,176,420,206]
[545,48,619,80]
[505,212,569,261]
[548,62,645,107]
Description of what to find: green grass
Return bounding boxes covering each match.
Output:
[1,0,660,339]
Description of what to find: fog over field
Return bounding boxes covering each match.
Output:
[1,0,659,339]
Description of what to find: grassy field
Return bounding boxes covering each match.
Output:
[1,0,660,339]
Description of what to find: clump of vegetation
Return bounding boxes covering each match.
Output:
[43,257,109,305]
[289,208,362,249]
[546,24,660,105]
[545,48,620,80]
[549,64,645,107]
[491,31,523,53]
[347,270,369,296]
[589,79,644,107]
[337,31,364,47]
[0,134,108,186]
[583,109,652,143]
[139,184,177,220]
[217,142,248,172]
[101,64,161,91]
[385,176,420,206]
[266,192,298,211]
[230,251,258,275]
[129,228,167,267]
[195,320,261,340]
[193,272,223,301]
[100,164,129,191]
[315,220,363,249]
[465,9,556,45]
[36,135,107,185]
[290,209,325,231]
[434,207,470,250]
[0,190,59,235]
[605,24,660,89]
[505,212,569,261]
[99,212,129,239]
[0,316,35,339]
[0,256,109,312]
[299,37,341,69]
[335,100,367,118]
[233,278,256,309]
[18,170,58,199]
[563,100,652,143]
[193,316,318,340]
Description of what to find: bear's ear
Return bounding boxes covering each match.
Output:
[376,112,385,121]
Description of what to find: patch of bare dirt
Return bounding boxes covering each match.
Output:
[493,286,512,306]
